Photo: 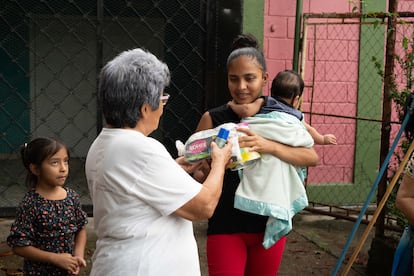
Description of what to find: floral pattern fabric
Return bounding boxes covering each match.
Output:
[7,187,88,275]
[406,154,414,178]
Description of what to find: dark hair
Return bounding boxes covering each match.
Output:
[227,34,267,72]
[99,48,170,128]
[230,33,259,52]
[270,70,304,100]
[21,137,69,189]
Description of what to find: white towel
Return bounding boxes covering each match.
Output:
[234,111,314,249]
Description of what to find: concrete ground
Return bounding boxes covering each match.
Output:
[0,211,386,275]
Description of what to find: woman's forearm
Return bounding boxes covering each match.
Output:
[268,141,319,167]
[237,127,319,167]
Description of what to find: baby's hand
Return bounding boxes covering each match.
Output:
[323,134,337,145]
[226,100,236,108]
[226,100,243,115]
[227,98,264,118]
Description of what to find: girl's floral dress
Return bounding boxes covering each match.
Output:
[7,187,88,275]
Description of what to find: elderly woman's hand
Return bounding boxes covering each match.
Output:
[176,140,232,182]
[209,140,233,169]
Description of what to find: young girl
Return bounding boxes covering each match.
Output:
[7,137,88,275]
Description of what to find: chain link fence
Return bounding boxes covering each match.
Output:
[301,11,414,222]
[0,0,210,215]
[2,1,414,223]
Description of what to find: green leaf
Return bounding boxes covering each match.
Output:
[402,37,409,49]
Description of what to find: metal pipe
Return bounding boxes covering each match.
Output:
[331,98,414,275]
[292,0,303,72]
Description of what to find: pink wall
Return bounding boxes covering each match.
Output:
[264,0,355,85]
[263,0,357,183]
[264,0,413,184]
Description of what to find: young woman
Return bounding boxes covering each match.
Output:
[7,137,88,275]
[195,34,319,275]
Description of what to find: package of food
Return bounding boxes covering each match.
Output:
[176,122,261,170]
[176,123,239,163]
[228,122,261,170]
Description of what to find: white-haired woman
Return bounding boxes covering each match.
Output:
[85,48,232,276]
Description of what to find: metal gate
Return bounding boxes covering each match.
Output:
[301,11,414,223]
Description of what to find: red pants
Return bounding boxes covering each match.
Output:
[207,233,286,276]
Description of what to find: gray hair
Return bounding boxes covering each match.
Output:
[99,48,170,128]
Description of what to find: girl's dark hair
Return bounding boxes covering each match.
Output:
[20,137,69,189]
[227,33,267,72]
[271,70,304,100]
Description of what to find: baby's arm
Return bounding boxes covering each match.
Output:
[227,97,264,118]
[303,120,337,145]
[322,134,337,145]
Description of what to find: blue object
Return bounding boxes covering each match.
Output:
[332,94,414,275]
[391,224,414,276]
[215,128,229,148]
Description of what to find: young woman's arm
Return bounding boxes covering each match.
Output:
[237,127,319,167]
[196,111,214,131]
[196,111,318,167]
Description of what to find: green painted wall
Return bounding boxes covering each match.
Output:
[355,0,387,198]
[242,0,264,49]
[307,0,387,204]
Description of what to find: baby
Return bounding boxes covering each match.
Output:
[228,70,337,145]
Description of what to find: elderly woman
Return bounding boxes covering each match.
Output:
[85,48,232,276]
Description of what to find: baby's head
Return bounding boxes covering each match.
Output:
[271,70,304,109]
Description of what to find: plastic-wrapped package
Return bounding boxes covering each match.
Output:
[230,122,261,170]
[176,122,261,170]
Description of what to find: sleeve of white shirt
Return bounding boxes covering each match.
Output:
[126,137,202,216]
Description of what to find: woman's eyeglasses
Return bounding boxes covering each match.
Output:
[160,93,170,106]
